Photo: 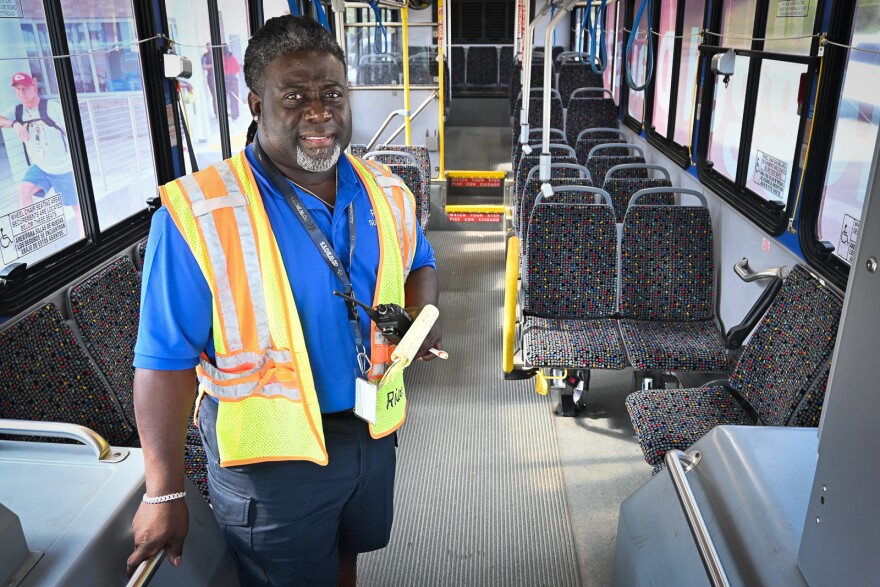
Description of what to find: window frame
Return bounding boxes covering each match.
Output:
[621,0,656,134]
[694,0,826,236]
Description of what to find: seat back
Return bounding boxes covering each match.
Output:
[358,54,400,85]
[729,265,843,426]
[511,129,566,168]
[518,163,592,236]
[523,192,617,320]
[466,46,499,88]
[514,153,577,203]
[602,164,674,222]
[451,46,466,90]
[68,257,141,430]
[558,62,605,107]
[0,303,135,446]
[565,96,618,145]
[620,190,715,322]
[499,48,514,89]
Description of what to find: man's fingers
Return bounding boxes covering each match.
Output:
[167,537,185,567]
[126,543,158,578]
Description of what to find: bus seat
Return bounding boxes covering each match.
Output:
[499,48,513,90]
[558,62,604,107]
[185,442,211,504]
[358,54,400,86]
[68,257,141,431]
[565,96,618,146]
[136,238,148,269]
[522,193,627,371]
[618,189,729,374]
[625,264,843,468]
[511,128,566,169]
[466,46,499,89]
[517,163,592,237]
[512,92,565,133]
[586,143,647,186]
[364,147,431,230]
[513,152,577,219]
[374,144,431,199]
[452,46,466,91]
[0,303,136,447]
[602,164,674,222]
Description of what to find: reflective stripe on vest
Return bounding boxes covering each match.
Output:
[159,151,418,465]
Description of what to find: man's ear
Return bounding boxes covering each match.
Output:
[247,91,261,118]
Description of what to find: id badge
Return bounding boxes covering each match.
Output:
[354,377,378,424]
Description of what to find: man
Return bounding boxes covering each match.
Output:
[201,43,218,118]
[0,72,80,225]
[127,15,441,587]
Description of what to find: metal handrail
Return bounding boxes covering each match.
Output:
[383,91,438,145]
[734,258,789,282]
[0,419,128,462]
[665,449,732,587]
[125,551,166,587]
[366,109,410,151]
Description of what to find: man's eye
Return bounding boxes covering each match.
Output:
[285,93,303,101]
[326,92,342,99]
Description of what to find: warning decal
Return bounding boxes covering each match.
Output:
[447,213,501,223]
[777,1,809,18]
[836,214,860,264]
[753,150,788,201]
[0,195,68,265]
[0,0,23,18]
[449,177,503,189]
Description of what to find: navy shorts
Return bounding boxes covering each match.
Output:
[22,165,78,206]
[198,398,397,586]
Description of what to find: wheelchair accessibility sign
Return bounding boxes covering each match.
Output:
[836,213,860,264]
[0,194,68,265]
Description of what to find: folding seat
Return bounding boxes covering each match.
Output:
[558,61,605,107]
[625,265,843,468]
[521,188,627,371]
[465,46,499,89]
[586,143,646,186]
[601,163,673,223]
[0,303,136,447]
[574,128,627,166]
[618,189,729,375]
[565,90,618,146]
[517,162,592,238]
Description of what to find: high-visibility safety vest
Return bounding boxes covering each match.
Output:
[159,151,419,467]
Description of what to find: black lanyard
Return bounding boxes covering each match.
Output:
[252,140,368,368]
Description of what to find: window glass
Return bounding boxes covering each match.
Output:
[744,59,805,204]
[263,0,293,19]
[603,2,617,99]
[0,0,85,273]
[61,0,157,232]
[652,0,678,138]
[345,8,402,86]
[719,0,757,50]
[764,0,817,55]
[819,2,880,264]
[218,0,250,152]
[626,3,649,121]
[165,0,220,168]
[673,0,705,146]
[707,54,748,180]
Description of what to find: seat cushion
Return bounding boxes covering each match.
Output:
[625,386,754,467]
[524,317,627,369]
[619,319,730,373]
[185,442,210,503]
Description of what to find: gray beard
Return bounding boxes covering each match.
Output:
[296,143,341,173]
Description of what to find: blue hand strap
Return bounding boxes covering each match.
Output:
[313,0,331,31]
[369,1,388,54]
[626,0,654,91]
[590,0,608,74]
[287,0,300,16]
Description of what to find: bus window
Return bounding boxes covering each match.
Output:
[217,0,251,153]
[604,1,619,103]
[819,3,880,265]
[60,0,157,232]
[0,0,85,271]
[626,1,650,124]
[263,0,293,19]
[673,0,705,148]
[345,7,402,87]
[651,0,678,139]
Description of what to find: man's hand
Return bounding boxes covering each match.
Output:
[127,499,189,577]
[12,122,29,143]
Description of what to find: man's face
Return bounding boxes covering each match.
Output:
[13,83,37,104]
[250,49,352,176]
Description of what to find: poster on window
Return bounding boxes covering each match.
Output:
[777,1,810,18]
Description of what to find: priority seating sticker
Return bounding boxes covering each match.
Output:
[0,194,68,265]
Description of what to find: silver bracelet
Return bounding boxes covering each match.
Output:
[142,491,187,504]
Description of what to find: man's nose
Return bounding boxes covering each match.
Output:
[304,98,332,121]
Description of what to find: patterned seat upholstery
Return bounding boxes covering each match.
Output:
[69,257,141,430]
[558,62,605,106]
[602,177,673,222]
[513,153,577,217]
[499,48,513,90]
[0,303,136,446]
[566,97,618,146]
[511,129,566,169]
[451,46,466,91]
[619,203,729,373]
[518,174,592,237]
[384,163,429,230]
[136,238,148,268]
[576,138,628,167]
[522,201,627,370]
[513,92,564,132]
[365,146,432,229]
[587,155,646,186]
[466,46,499,88]
[625,265,843,466]
[349,144,367,158]
[184,442,211,503]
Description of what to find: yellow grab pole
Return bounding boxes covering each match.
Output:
[502,235,520,374]
[437,0,446,179]
[402,4,412,145]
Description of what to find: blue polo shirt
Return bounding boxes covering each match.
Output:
[134,146,435,413]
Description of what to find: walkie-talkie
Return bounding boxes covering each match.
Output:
[333,290,413,344]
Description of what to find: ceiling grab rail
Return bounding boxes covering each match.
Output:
[665,449,732,587]
[519,1,554,147]
[626,0,654,91]
[590,0,609,74]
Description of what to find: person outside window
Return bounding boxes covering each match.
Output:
[127,15,442,586]
[223,47,241,120]
[201,43,218,118]
[0,72,81,236]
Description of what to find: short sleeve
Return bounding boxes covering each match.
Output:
[409,222,436,272]
[133,208,214,370]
